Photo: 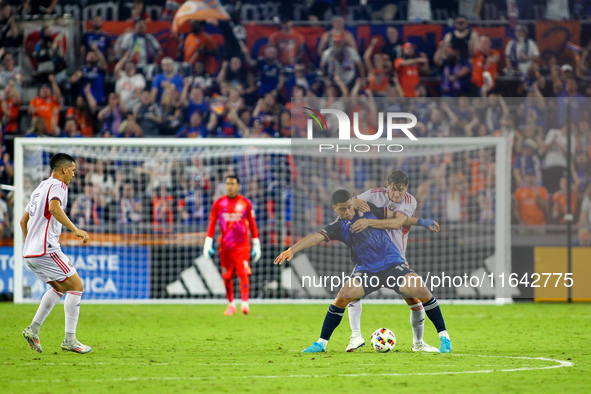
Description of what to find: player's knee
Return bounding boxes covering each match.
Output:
[66,275,84,292]
[50,282,65,295]
[333,298,350,309]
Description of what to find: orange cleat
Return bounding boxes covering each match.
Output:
[224,304,237,316]
[241,304,250,315]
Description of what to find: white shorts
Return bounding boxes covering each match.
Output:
[25,251,77,283]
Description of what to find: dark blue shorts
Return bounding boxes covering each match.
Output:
[351,263,415,296]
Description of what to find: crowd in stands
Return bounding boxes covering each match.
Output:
[1,1,591,244]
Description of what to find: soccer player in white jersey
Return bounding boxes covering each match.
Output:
[347,169,452,353]
[20,153,92,354]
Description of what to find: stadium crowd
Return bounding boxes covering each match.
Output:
[2,0,591,245]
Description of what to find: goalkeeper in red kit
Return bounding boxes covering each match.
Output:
[203,175,261,315]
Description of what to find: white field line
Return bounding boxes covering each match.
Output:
[9,354,574,383]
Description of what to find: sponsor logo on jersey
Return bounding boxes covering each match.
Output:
[222,212,243,222]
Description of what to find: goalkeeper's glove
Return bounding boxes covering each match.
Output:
[203,236,215,259]
[250,238,261,263]
[417,218,436,230]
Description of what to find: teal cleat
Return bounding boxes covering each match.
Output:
[302,341,326,353]
[439,337,452,353]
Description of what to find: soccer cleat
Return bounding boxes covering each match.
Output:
[61,339,92,354]
[439,336,452,353]
[412,341,439,352]
[241,304,250,315]
[224,304,237,316]
[346,334,365,352]
[302,341,326,353]
[22,326,43,353]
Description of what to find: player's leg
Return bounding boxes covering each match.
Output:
[418,295,451,353]
[53,271,91,354]
[346,265,365,351]
[398,272,451,353]
[22,257,65,353]
[220,250,237,315]
[403,297,439,352]
[303,274,368,353]
[346,300,365,352]
[237,250,252,314]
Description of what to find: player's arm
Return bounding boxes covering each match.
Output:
[246,202,261,263]
[20,211,30,239]
[350,208,408,232]
[406,216,440,232]
[48,200,89,243]
[351,203,439,232]
[274,233,325,265]
[351,198,370,212]
[203,201,218,258]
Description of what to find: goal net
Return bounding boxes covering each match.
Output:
[13,136,511,303]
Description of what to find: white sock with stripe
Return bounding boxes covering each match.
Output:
[409,303,425,345]
[64,291,82,342]
[31,288,63,335]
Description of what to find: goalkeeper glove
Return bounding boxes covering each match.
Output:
[251,238,261,263]
[203,236,215,259]
[417,218,435,230]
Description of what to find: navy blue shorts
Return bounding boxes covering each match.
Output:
[351,263,416,296]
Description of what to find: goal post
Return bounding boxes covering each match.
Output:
[13,136,512,304]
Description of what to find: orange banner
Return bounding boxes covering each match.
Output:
[536,21,580,65]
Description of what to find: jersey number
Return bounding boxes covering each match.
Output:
[29,193,40,217]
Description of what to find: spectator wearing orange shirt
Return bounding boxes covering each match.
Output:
[363,38,392,96]
[471,35,500,95]
[0,80,20,134]
[513,169,550,225]
[269,19,305,67]
[551,175,579,224]
[182,21,218,65]
[394,43,428,97]
[66,84,98,137]
[28,74,61,134]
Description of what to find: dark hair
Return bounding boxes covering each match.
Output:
[387,169,408,186]
[50,153,75,172]
[225,174,240,184]
[332,189,351,205]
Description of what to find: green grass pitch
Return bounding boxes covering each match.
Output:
[1,303,590,393]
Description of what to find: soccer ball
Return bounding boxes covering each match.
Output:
[370,328,396,353]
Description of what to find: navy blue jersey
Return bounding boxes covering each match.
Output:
[318,203,405,273]
[79,65,106,104]
[258,59,282,96]
[82,32,111,57]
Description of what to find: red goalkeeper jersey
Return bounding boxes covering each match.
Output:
[207,195,259,250]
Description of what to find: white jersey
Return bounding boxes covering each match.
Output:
[23,177,69,258]
[355,188,417,260]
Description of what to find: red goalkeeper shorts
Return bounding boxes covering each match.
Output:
[219,248,251,279]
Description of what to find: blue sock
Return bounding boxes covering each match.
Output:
[423,297,446,333]
[320,305,345,341]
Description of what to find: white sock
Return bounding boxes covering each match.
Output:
[31,289,63,334]
[64,291,82,342]
[348,300,362,336]
[229,301,236,307]
[318,338,328,347]
[439,330,450,339]
[409,303,425,345]
[242,301,249,308]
